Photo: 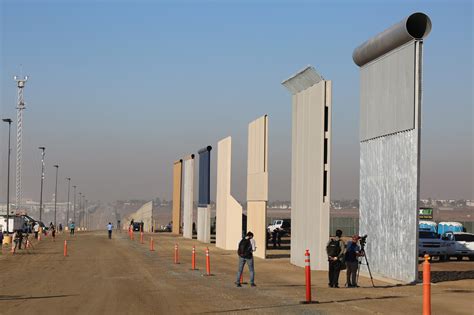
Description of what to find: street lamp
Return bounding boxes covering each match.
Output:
[53,164,59,226]
[73,185,77,223]
[66,178,71,224]
[38,147,46,221]
[2,118,13,233]
[79,192,82,227]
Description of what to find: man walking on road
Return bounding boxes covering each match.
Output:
[235,231,256,287]
[107,222,113,239]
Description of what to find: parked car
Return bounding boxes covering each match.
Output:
[418,231,448,261]
[132,222,144,232]
[267,219,291,235]
[442,232,474,261]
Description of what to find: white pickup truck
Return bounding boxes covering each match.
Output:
[418,231,448,261]
[442,232,474,261]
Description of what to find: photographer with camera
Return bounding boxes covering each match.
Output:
[326,229,346,288]
[345,235,364,287]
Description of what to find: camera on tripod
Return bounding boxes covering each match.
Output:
[358,234,368,250]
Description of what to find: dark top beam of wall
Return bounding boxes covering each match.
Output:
[353,12,431,67]
[198,146,212,207]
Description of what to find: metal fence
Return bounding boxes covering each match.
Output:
[330,217,359,236]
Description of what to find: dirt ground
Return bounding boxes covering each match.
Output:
[0,231,472,314]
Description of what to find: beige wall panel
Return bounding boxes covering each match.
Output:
[216,137,243,250]
[172,160,182,235]
[124,201,153,232]
[289,80,331,271]
[246,115,269,259]
[247,201,266,259]
[247,115,268,201]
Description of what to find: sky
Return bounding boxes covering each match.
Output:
[0,0,472,204]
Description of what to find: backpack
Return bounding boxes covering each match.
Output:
[237,238,252,258]
[326,238,341,257]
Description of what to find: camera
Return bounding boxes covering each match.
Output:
[358,234,368,250]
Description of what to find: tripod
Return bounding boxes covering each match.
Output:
[357,249,375,287]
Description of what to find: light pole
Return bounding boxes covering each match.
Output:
[38,147,46,221]
[2,118,13,233]
[53,164,59,226]
[73,185,77,223]
[66,178,71,224]
[79,192,82,227]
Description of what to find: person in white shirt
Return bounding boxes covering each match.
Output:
[107,223,113,239]
[33,223,40,239]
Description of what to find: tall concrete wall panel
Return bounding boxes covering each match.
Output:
[247,115,269,259]
[282,66,332,271]
[124,201,153,232]
[354,12,431,283]
[197,205,211,243]
[360,130,418,282]
[183,155,195,239]
[216,137,242,250]
[172,160,182,235]
[197,146,212,243]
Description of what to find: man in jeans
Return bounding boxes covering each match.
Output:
[326,229,346,288]
[235,231,256,287]
[345,235,362,287]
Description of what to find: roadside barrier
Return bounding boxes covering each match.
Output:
[205,247,211,275]
[149,238,154,251]
[131,231,134,241]
[174,244,179,264]
[304,249,312,303]
[64,240,68,257]
[240,273,243,284]
[10,245,15,255]
[192,246,196,270]
[423,254,431,315]
[38,233,41,241]
[140,232,144,244]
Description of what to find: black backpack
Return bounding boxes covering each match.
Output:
[326,238,341,257]
[237,238,252,258]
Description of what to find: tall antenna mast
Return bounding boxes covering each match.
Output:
[14,73,28,210]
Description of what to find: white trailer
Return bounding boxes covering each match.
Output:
[0,215,24,233]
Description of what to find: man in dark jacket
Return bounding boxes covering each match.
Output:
[326,229,346,288]
[235,231,256,287]
[345,235,362,287]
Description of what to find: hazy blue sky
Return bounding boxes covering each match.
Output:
[0,0,472,203]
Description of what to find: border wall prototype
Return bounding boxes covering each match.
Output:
[247,115,268,259]
[353,12,432,282]
[282,66,332,270]
[197,146,212,243]
[216,137,242,250]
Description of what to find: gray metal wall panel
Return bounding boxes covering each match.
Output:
[360,41,416,141]
[198,147,212,206]
[359,130,418,283]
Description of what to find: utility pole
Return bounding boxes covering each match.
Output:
[14,74,28,211]
[73,185,77,223]
[66,178,71,224]
[53,165,59,226]
[2,118,13,232]
[38,147,46,221]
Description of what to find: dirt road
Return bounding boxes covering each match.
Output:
[0,231,472,314]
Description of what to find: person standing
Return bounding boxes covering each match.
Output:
[235,231,256,287]
[51,225,56,242]
[70,222,75,235]
[326,229,346,288]
[107,222,113,239]
[33,222,40,239]
[345,235,362,288]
